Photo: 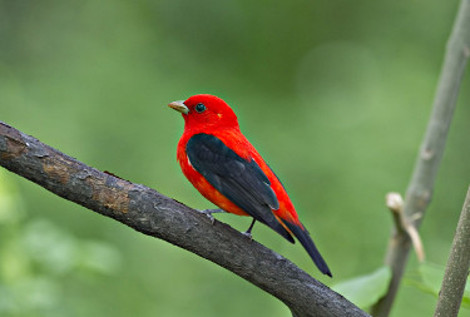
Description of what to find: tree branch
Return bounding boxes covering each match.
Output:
[0,121,369,317]
[371,1,470,316]
[434,186,470,317]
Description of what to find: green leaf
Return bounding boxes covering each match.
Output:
[332,266,392,309]
[411,262,470,309]
[418,262,445,295]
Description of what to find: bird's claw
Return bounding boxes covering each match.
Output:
[207,213,215,224]
[242,231,253,241]
[198,208,225,224]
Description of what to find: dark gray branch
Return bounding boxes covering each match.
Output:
[0,121,369,317]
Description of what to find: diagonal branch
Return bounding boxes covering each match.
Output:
[371,1,470,316]
[0,121,369,317]
[434,186,470,317]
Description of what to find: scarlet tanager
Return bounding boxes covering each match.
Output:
[169,94,331,277]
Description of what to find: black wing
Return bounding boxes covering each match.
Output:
[186,133,294,243]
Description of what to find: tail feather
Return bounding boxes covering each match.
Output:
[282,220,332,277]
[257,216,295,243]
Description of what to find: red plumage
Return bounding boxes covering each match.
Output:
[169,94,331,276]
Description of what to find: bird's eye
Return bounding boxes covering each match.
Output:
[195,103,206,113]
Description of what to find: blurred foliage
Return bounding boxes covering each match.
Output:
[1,0,469,316]
[0,169,121,317]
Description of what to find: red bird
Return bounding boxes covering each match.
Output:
[169,94,331,277]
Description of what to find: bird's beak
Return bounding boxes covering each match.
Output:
[168,100,189,114]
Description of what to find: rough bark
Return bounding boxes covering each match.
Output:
[0,121,369,317]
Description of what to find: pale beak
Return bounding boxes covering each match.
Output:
[168,100,189,114]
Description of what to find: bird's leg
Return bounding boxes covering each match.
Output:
[198,208,225,224]
[242,218,256,240]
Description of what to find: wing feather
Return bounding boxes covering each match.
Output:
[186,133,293,242]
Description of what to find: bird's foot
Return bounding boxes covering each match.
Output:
[242,218,256,241]
[241,231,253,241]
[198,208,225,224]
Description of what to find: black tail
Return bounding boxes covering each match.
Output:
[255,216,295,244]
[282,220,332,277]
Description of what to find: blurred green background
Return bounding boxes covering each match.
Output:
[1,0,469,316]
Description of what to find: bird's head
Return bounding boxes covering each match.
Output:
[168,94,239,131]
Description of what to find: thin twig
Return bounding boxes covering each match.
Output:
[371,1,470,316]
[0,121,370,317]
[434,186,470,317]
[385,193,425,262]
